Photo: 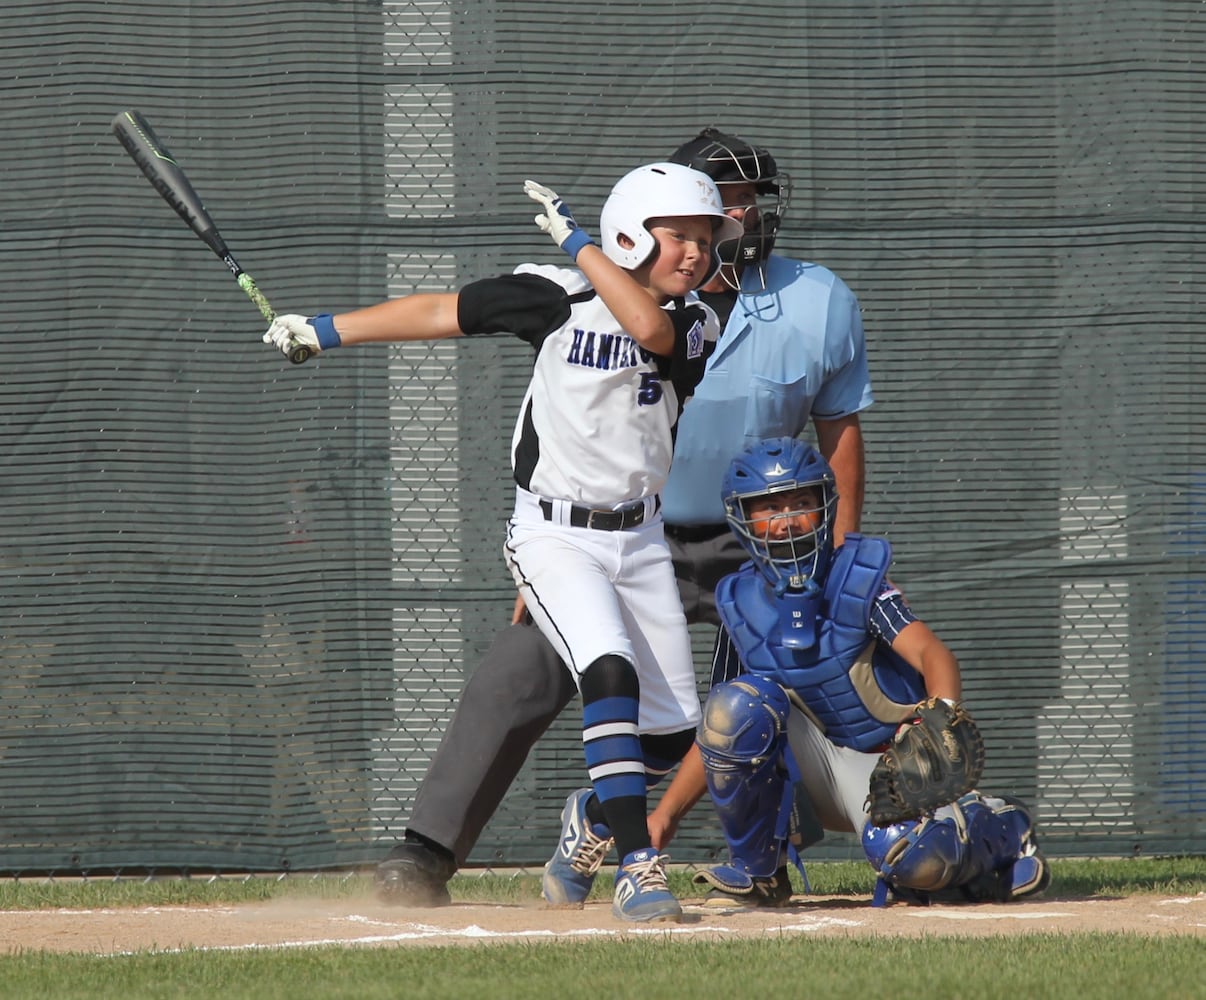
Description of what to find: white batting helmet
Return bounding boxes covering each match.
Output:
[599,162,744,288]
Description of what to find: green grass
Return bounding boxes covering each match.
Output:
[0,935,1202,1000]
[0,858,1203,1000]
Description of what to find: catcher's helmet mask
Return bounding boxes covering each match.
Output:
[742,485,824,564]
[668,127,791,289]
[723,437,838,593]
[599,162,744,290]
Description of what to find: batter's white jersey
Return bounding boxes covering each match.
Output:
[458,263,718,506]
[458,261,719,734]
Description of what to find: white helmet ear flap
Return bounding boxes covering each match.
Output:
[601,221,656,271]
[599,162,743,286]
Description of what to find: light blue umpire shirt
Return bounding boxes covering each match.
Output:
[661,253,875,527]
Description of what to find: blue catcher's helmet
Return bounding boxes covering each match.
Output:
[722,437,838,593]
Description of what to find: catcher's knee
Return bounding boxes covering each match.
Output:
[862,815,964,893]
[698,675,790,775]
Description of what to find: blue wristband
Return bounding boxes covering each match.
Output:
[561,228,595,262]
[310,314,342,350]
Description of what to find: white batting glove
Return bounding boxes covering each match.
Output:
[524,179,594,261]
[262,314,341,358]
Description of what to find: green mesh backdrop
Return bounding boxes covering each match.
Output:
[0,0,1202,873]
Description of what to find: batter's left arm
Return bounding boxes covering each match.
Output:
[815,412,865,545]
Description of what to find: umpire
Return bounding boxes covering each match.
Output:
[376,127,876,904]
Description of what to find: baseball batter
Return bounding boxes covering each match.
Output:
[263,162,743,923]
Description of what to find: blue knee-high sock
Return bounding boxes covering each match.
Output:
[580,656,648,860]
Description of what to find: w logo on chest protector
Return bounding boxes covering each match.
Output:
[566,328,651,371]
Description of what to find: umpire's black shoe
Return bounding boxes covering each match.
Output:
[375,839,457,907]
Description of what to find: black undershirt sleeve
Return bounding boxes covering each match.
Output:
[456,274,571,344]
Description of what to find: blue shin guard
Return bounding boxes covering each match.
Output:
[863,791,1050,905]
[698,676,792,878]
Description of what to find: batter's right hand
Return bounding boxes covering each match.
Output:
[264,315,320,357]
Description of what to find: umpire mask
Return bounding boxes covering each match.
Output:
[668,127,790,290]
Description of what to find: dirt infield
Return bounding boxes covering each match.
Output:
[3,891,1203,954]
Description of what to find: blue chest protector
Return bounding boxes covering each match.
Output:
[716,534,926,751]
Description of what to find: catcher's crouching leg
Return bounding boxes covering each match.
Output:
[861,792,1050,906]
[692,676,794,909]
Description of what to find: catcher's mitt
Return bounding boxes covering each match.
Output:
[866,697,986,826]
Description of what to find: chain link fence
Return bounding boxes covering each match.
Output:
[1,0,1203,873]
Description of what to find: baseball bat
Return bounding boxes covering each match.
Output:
[111,109,311,365]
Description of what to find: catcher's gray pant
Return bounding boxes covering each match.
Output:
[784,706,878,835]
[405,526,743,866]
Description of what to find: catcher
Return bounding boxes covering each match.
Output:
[646,437,1050,907]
